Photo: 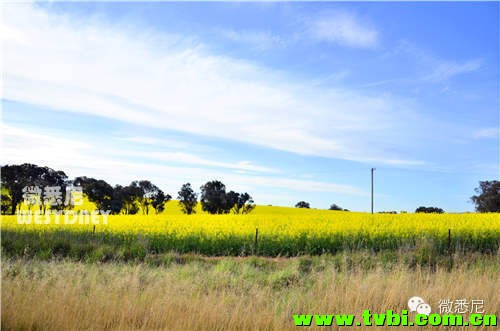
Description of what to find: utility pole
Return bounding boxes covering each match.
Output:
[371,168,376,214]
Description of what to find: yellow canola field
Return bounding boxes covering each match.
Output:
[2,204,499,256]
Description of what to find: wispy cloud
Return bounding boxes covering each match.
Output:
[2,123,277,174]
[3,4,427,167]
[307,11,379,49]
[388,41,482,83]
[110,150,279,174]
[216,28,286,50]
[474,127,499,139]
[424,59,482,82]
[115,135,209,152]
[2,123,365,198]
[217,10,378,50]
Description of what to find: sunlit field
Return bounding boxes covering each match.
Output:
[3,1,499,330]
[2,204,499,330]
[2,203,499,259]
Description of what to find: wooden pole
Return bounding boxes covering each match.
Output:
[448,229,453,271]
[448,229,451,253]
[254,228,259,255]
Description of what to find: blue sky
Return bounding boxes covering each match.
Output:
[2,2,499,212]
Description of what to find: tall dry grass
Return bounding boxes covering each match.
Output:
[2,255,499,330]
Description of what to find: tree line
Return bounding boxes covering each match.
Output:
[1,163,498,214]
[1,164,255,215]
[293,181,499,213]
[294,201,350,211]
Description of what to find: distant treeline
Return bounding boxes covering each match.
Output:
[2,163,499,215]
[1,163,254,215]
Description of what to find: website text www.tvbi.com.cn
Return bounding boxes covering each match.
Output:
[293,297,496,327]
[293,310,497,327]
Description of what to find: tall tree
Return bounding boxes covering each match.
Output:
[238,192,255,214]
[1,187,12,214]
[130,180,170,214]
[226,190,240,213]
[200,180,228,214]
[73,176,114,210]
[471,180,500,212]
[119,184,142,215]
[151,191,172,214]
[178,183,198,215]
[110,185,124,215]
[1,164,67,214]
[228,192,256,214]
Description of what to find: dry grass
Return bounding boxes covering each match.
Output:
[2,255,499,330]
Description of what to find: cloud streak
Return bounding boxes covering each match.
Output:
[216,28,286,50]
[424,59,482,82]
[3,4,426,167]
[307,11,379,49]
[388,41,483,83]
[474,127,499,139]
[2,123,366,198]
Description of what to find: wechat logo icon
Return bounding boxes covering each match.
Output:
[408,296,431,315]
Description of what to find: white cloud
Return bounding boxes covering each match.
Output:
[307,11,379,49]
[1,123,276,174]
[109,150,279,174]
[389,41,482,82]
[474,127,499,139]
[424,59,482,82]
[2,4,424,166]
[114,135,214,152]
[216,28,286,50]
[118,136,165,145]
[217,11,378,50]
[1,123,366,199]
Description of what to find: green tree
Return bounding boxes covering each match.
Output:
[471,180,500,212]
[295,201,310,209]
[415,206,444,214]
[152,191,171,214]
[1,164,67,214]
[236,192,255,214]
[200,180,228,214]
[119,184,142,215]
[131,180,169,214]
[178,183,198,215]
[1,187,12,214]
[73,176,114,210]
[329,203,343,211]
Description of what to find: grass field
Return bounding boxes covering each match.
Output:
[2,254,499,330]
